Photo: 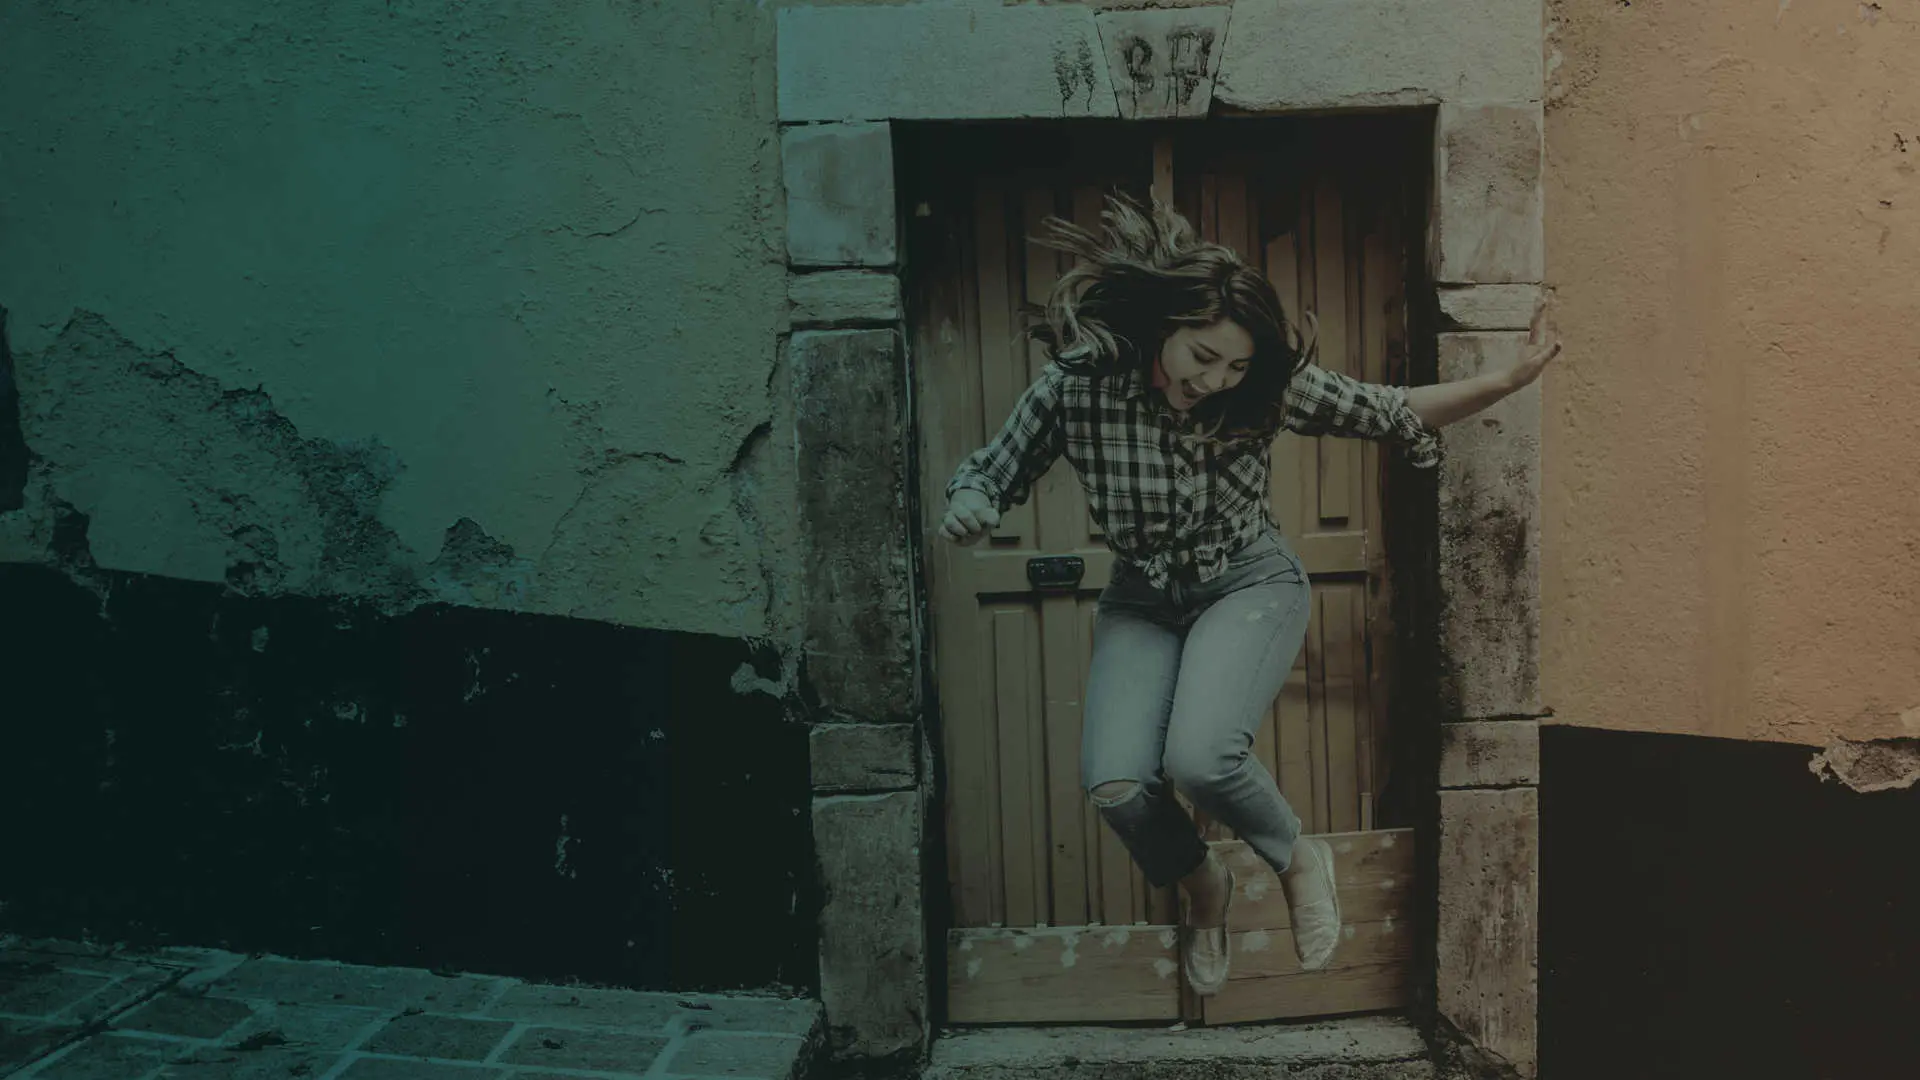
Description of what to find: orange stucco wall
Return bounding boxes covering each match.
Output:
[1542,0,1920,744]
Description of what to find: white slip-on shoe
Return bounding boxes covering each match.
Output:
[1285,837,1342,971]
[1181,866,1236,996]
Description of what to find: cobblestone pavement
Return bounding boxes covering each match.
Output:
[0,939,822,1080]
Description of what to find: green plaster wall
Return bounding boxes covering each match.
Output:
[0,0,793,641]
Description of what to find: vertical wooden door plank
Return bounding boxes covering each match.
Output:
[1070,184,1108,544]
[1313,176,1353,527]
[1217,169,1252,262]
[1323,587,1362,834]
[1304,591,1332,834]
[1357,182,1396,829]
[1041,595,1090,926]
[973,180,1035,545]
[994,609,1044,926]
[920,178,1003,929]
[1277,638,1317,837]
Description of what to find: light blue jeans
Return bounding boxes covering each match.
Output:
[1082,528,1313,887]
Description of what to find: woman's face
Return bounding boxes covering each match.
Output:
[1153,318,1256,413]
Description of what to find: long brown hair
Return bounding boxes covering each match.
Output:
[1028,192,1316,444]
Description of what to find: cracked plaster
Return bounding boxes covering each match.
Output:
[0,0,795,640]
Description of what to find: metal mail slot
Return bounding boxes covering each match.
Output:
[1025,555,1085,593]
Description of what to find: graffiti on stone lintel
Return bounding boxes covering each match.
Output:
[1055,37,1101,113]
[1119,26,1218,114]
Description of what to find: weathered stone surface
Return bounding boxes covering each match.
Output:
[782,124,897,269]
[0,1018,78,1076]
[482,983,681,1031]
[0,969,116,1018]
[670,995,821,1038]
[362,1013,514,1060]
[1439,720,1540,789]
[1215,0,1541,112]
[924,1016,1432,1080]
[29,1033,176,1078]
[118,990,258,1039]
[792,331,917,725]
[335,1059,506,1079]
[1437,332,1542,719]
[664,1032,809,1079]
[1437,285,1542,332]
[777,4,1117,122]
[813,791,925,1060]
[0,946,814,1079]
[223,1003,387,1052]
[498,1027,669,1072]
[207,958,504,1013]
[1438,788,1538,1077]
[1095,6,1229,120]
[1432,104,1545,284]
[788,271,902,328]
[811,722,917,793]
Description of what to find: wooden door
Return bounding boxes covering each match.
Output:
[1172,124,1419,1023]
[905,121,1421,1027]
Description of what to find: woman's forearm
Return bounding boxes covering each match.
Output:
[1404,369,1521,430]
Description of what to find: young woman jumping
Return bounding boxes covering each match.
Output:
[939,194,1559,995]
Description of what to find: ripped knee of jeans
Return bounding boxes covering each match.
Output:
[1089,779,1143,808]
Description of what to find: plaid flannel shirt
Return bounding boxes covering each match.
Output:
[946,361,1440,589]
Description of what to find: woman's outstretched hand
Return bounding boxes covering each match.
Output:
[1405,296,1564,429]
[941,488,1000,545]
[1504,298,1563,391]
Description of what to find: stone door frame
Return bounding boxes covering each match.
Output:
[777,2,1547,1075]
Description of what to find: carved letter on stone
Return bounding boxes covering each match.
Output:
[1096,7,1230,121]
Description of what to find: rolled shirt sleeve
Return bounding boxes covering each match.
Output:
[1281,364,1440,469]
[945,364,1069,511]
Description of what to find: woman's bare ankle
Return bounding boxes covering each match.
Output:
[1180,852,1230,926]
[1280,839,1317,881]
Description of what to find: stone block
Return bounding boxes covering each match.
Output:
[483,983,683,1032]
[811,723,917,793]
[789,271,902,328]
[0,969,115,1019]
[1216,0,1541,112]
[30,1033,176,1079]
[782,124,897,269]
[222,1004,387,1052]
[206,958,503,1013]
[1439,720,1540,789]
[1438,788,1538,1077]
[1436,333,1542,719]
[1437,284,1542,332]
[0,1018,78,1075]
[362,1013,514,1060]
[1431,103,1545,285]
[498,1027,668,1073]
[335,1059,503,1080]
[1095,6,1230,120]
[671,994,821,1038]
[813,791,925,1059]
[664,1032,809,1080]
[791,331,917,726]
[778,4,1117,122]
[118,991,259,1039]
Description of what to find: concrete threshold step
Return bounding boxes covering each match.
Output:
[924,1016,1435,1080]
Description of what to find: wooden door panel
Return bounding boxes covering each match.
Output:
[911,124,1420,1025]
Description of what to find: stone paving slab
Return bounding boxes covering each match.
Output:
[0,939,822,1080]
[495,1027,669,1072]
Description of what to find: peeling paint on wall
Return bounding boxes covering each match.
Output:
[0,0,793,643]
[0,308,24,513]
[1809,737,1920,794]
